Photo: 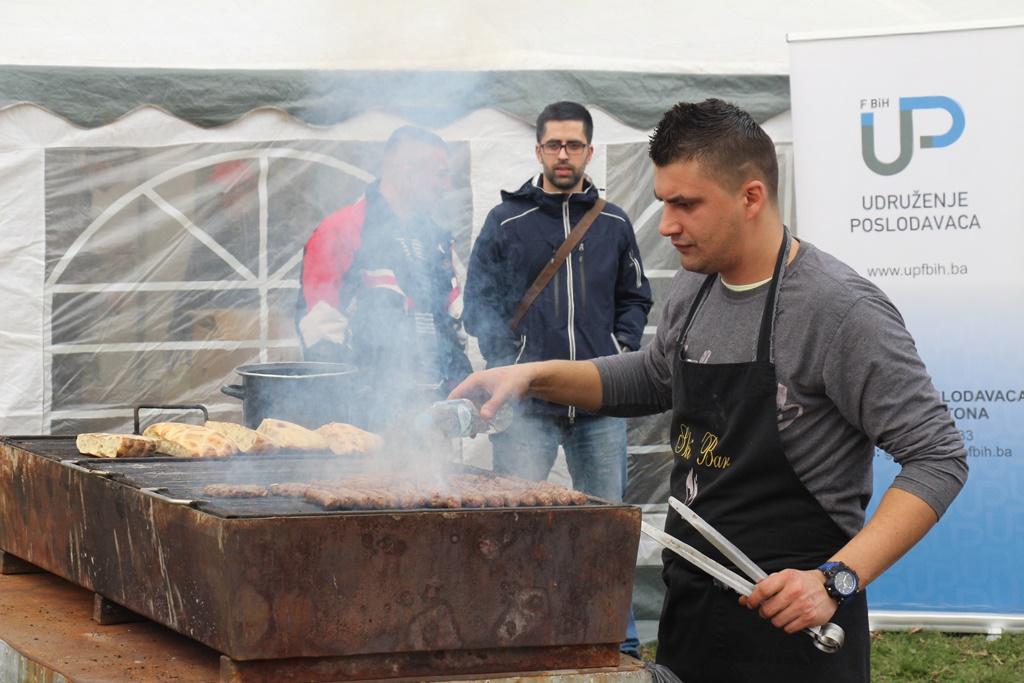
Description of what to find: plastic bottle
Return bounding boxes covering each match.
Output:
[422,399,514,438]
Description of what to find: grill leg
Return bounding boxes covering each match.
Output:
[0,550,42,575]
[92,593,144,625]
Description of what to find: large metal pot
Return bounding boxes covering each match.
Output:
[221,361,361,429]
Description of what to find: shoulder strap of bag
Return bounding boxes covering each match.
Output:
[509,198,606,332]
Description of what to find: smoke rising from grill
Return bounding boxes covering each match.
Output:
[43,70,491,493]
[213,81,484,492]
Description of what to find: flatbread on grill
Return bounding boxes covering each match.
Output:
[256,418,329,451]
[75,433,160,458]
[142,422,239,458]
[315,422,383,455]
[204,420,279,454]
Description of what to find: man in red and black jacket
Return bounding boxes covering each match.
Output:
[298,127,472,427]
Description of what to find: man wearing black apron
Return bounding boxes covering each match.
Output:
[658,229,869,681]
[449,99,967,683]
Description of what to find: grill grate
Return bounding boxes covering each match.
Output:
[0,437,605,518]
[75,451,462,518]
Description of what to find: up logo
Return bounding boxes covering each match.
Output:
[860,96,965,176]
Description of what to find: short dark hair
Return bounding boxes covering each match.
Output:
[384,125,447,157]
[649,99,778,202]
[536,101,594,143]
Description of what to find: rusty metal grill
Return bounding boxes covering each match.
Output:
[0,435,640,678]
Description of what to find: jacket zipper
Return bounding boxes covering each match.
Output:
[553,269,560,319]
[579,242,586,310]
[563,199,577,422]
[514,333,527,364]
[611,334,625,354]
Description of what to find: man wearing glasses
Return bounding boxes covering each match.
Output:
[463,101,652,657]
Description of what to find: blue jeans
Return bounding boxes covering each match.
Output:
[490,413,639,655]
[490,413,627,501]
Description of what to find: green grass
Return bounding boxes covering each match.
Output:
[639,631,1024,682]
[872,631,1024,682]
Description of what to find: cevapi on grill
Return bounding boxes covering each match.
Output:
[207,473,589,509]
[202,483,269,498]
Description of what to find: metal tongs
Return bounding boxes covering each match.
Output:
[641,496,845,654]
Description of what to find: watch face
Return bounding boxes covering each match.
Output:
[834,570,857,596]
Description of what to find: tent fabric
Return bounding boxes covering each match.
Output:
[0,65,790,130]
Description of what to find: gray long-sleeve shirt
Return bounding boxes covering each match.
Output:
[594,240,967,537]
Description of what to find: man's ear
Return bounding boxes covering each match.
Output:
[741,179,767,219]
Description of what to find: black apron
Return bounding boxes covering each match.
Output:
[655,233,870,683]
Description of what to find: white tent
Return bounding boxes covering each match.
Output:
[5,0,1020,72]
[2,0,1021,629]
[5,0,1019,431]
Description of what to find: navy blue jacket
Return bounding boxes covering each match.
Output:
[464,175,653,417]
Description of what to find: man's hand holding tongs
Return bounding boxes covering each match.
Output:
[740,567,841,635]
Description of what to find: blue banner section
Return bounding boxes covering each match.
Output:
[868,454,1023,611]
[867,297,1023,612]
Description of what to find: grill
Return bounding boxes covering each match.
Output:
[0,436,640,680]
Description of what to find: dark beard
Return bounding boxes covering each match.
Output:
[544,167,582,191]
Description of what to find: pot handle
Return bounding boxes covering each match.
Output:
[221,384,246,400]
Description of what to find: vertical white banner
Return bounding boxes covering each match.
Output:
[790,21,1024,615]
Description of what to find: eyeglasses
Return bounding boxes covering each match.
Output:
[538,140,589,156]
